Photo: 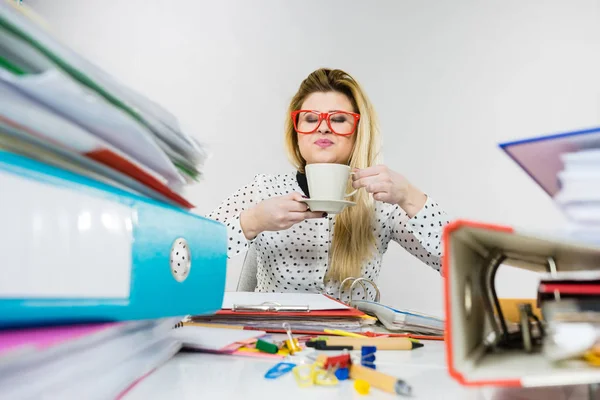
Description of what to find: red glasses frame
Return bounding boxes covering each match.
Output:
[291,110,360,136]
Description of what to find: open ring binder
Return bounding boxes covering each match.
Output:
[232,301,310,312]
[339,277,381,304]
[443,219,600,388]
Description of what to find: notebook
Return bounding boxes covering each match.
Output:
[352,300,444,336]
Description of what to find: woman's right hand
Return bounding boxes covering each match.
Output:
[240,192,325,240]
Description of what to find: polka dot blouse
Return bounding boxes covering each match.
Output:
[207,172,450,302]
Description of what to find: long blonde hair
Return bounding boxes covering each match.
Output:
[284,68,381,283]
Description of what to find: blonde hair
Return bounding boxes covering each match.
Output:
[284,68,381,283]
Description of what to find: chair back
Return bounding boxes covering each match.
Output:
[236,244,258,291]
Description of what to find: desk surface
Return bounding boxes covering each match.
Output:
[123,340,598,400]
[123,341,467,400]
[122,340,591,400]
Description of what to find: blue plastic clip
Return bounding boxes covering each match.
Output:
[361,346,376,370]
[264,362,296,379]
[334,367,349,380]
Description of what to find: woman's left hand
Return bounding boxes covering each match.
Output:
[352,165,427,217]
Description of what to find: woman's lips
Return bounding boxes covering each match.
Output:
[315,139,334,148]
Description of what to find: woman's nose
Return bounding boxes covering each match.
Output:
[317,119,331,134]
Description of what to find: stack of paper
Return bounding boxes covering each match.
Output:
[499,127,600,243]
[539,273,600,365]
[0,2,216,395]
[352,300,444,336]
[0,318,180,398]
[554,149,600,241]
[0,1,208,208]
[188,292,375,334]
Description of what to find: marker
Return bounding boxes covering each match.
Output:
[349,364,412,396]
[310,341,354,350]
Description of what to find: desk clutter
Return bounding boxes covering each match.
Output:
[12,0,600,397]
[168,291,444,396]
[171,318,421,396]
[0,2,226,397]
[184,291,444,339]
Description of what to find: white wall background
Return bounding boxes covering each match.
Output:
[27,0,600,316]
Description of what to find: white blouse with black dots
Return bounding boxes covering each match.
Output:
[207,172,451,302]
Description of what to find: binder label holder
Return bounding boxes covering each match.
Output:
[443,219,600,388]
[170,237,191,283]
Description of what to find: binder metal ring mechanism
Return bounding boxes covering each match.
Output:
[339,277,381,305]
[232,301,310,312]
[443,219,600,389]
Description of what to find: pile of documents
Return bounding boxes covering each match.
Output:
[188,292,376,334]
[554,149,600,241]
[0,318,181,398]
[540,271,600,366]
[500,126,600,243]
[0,1,208,209]
[0,2,218,396]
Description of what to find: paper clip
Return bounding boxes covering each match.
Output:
[361,346,377,369]
[335,367,349,381]
[583,351,600,367]
[292,364,316,387]
[314,367,339,386]
[264,362,296,379]
[323,353,351,369]
[283,322,301,354]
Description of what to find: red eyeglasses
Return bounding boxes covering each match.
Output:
[291,110,360,136]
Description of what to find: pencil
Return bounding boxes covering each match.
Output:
[349,364,412,396]
[323,329,366,338]
[324,337,424,350]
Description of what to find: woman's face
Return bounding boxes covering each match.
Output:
[296,91,357,166]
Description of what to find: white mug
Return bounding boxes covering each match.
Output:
[305,163,358,201]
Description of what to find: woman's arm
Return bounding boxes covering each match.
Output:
[352,165,451,271]
[388,196,450,272]
[206,174,323,258]
[206,175,261,258]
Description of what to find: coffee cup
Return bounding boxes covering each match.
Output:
[305,163,358,201]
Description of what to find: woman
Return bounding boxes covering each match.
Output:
[207,68,450,302]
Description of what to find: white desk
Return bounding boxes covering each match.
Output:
[121,341,596,400]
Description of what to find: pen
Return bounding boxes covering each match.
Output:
[322,337,424,350]
[349,364,412,396]
[306,341,354,350]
